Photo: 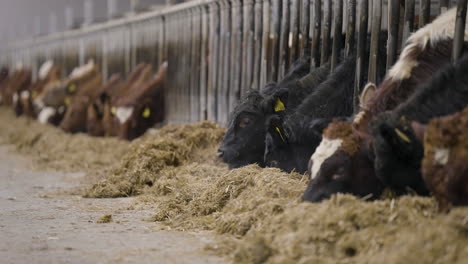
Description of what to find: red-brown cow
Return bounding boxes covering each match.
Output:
[113,62,166,140]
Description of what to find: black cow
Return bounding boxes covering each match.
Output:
[371,54,468,195]
[264,33,388,174]
[218,56,331,168]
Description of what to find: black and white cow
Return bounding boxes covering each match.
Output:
[303,8,468,202]
[371,54,468,195]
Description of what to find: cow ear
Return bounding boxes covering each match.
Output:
[307,118,331,138]
[359,82,376,109]
[267,115,288,145]
[411,121,427,142]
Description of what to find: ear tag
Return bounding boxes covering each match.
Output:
[64,97,71,106]
[142,107,151,118]
[68,84,76,93]
[275,127,286,143]
[111,107,116,115]
[395,128,411,143]
[31,91,37,98]
[274,98,286,112]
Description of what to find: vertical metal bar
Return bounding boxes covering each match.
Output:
[191,7,201,122]
[331,0,344,71]
[289,0,300,65]
[229,0,242,114]
[252,0,263,90]
[217,2,227,123]
[401,0,415,48]
[345,0,356,58]
[242,0,254,94]
[221,1,231,125]
[278,0,290,79]
[386,0,400,70]
[200,6,209,120]
[207,3,220,121]
[453,0,468,62]
[299,0,310,56]
[320,0,332,66]
[354,0,368,113]
[310,0,321,68]
[419,0,430,28]
[259,0,270,88]
[269,0,281,82]
[368,0,382,84]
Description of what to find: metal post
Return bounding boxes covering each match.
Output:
[453,0,468,62]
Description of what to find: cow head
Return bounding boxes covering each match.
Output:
[303,120,385,202]
[264,115,329,173]
[59,96,92,133]
[217,85,289,169]
[371,114,428,195]
[114,62,166,140]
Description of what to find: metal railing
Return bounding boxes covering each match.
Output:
[1,0,466,125]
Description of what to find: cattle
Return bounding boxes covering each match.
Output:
[59,63,103,133]
[16,61,61,118]
[371,55,468,196]
[0,67,9,105]
[36,60,99,125]
[113,61,167,140]
[304,8,468,202]
[86,74,123,137]
[103,63,154,137]
[421,107,468,212]
[218,56,331,169]
[264,33,388,174]
[3,67,32,109]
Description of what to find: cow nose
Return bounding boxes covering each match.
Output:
[217,149,224,158]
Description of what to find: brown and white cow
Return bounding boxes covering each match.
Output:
[421,107,468,212]
[0,67,9,105]
[36,60,99,126]
[303,8,468,202]
[16,61,61,118]
[59,62,103,133]
[113,61,167,140]
[3,67,32,110]
[102,63,154,137]
[86,73,123,136]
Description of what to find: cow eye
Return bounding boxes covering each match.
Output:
[238,116,251,128]
[331,174,343,180]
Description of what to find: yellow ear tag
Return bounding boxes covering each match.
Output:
[275,127,286,142]
[111,107,116,115]
[64,97,71,106]
[274,98,286,112]
[31,91,37,98]
[395,128,411,143]
[68,84,76,93]
[142,107,151,118]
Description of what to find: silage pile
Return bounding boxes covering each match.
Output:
[0,108,467,263]
[0,108,129,172]
[84,120,227,197]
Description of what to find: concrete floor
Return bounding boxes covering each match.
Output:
[0,145,227,264]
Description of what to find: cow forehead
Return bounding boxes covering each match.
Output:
[38,107,56,124]
[310,137,343,180]
[116,106,134,124]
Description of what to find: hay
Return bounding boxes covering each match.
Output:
[1,107,467,263]
[234,195,468,264]
[0,107,128,172]
[84,121,226,198]
[97,214,113,223]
